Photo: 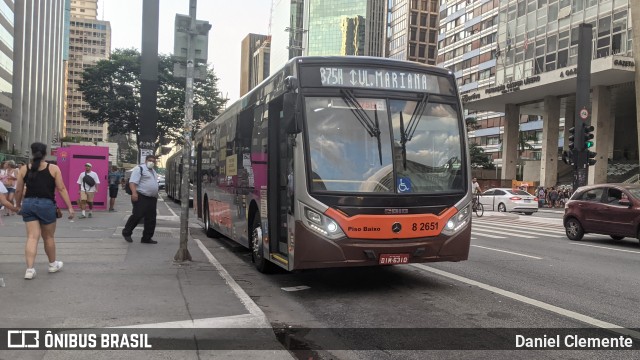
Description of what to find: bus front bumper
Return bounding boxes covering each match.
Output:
[292,221,471,270]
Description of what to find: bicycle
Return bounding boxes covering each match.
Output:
[472,194,484,217]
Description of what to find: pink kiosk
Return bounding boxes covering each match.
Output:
[55,145,109,210]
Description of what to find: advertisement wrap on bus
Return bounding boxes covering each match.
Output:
[169,56,472,273]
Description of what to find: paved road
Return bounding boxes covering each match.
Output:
[193,210,640,359]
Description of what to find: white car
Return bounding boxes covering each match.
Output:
[478,188,539,215]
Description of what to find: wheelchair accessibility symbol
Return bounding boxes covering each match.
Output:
[397,177,411,193]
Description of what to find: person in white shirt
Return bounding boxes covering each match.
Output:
[471,178,482,194]
[0,181,19,213]
[76,163,100,219]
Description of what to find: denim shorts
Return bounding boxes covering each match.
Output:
[21,198,57,225]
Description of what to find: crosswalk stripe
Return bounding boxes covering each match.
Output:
[470,231,506,239]
[474,220,565,235]
[472,223,565,237]
[471,227,536,238]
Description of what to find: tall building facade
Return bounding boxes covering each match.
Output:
[0,0,13,151]
[65,0,111,142]
[388,0,440,65]
[304,0,386,57]
[69,0,97,19]
[251,37,270,90]
[269,0,304,75]
[240,33,270,97]
[446,0,639,186]
[10,0,66,155]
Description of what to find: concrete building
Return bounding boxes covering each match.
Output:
[269,0,304,75]
[240,33,270,97]
[0,0,13,151]
[9,0,66,156]
[438,0,640,187]
[252,36,271,90]
[303,0,386,57]
[65,0,111,142]
[388,0,440,65]
[70,0,97,19]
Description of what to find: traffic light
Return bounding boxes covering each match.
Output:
[583,124,595,149]
[561,150,574,165]
[568,127,576,151]
[587,150,597,166]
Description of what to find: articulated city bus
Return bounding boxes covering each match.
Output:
[165,150,183,201]
[194,56,472,272]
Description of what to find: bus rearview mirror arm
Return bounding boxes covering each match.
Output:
[283,76,302,134]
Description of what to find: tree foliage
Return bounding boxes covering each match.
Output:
[469,143,495,169]
[465,116,495,169]
[79,48,227,152]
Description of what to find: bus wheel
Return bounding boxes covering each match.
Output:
[204,200,220,238]
[251,216,273,273]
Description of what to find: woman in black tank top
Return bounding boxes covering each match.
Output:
[13,142,75,280]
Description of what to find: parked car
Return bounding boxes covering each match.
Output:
[563,183,640,242]
[478,188,539,215]
[157,175,165,190]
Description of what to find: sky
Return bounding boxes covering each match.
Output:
[101,0,272,103]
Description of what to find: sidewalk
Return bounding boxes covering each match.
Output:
[0,194,292,359]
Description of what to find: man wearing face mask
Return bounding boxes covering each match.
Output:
[122,155,159,244]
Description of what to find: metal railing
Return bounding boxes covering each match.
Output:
[622,174,640,184]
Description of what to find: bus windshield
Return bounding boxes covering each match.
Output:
[305,96,464,194]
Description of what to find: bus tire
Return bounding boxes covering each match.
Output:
[251,216,273,273]
[203,199,221,238]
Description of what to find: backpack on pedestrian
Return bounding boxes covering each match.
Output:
[82,174,96,188]
[124,165,144,195]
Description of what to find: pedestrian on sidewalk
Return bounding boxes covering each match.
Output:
[108,165,123,212]
[14,142,75,280]
[0,181,19,215]
[1,160,18,215]
[77,163,100,218]
[122,155,159,244]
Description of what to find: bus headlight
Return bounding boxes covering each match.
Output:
[441,204,470,236]
[304,207,345,239]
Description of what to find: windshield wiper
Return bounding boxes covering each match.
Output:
[340,89,383,165]
[398,94,430,170]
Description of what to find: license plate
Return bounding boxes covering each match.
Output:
[524,199,531,203]
[379,254,410,265]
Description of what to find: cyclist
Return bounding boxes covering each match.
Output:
[471,178,482,210]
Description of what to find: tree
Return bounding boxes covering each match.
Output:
[79,48,227,152]
[465,116,495,169]
[469,143,495,169]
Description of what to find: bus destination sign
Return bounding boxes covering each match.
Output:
[318,66,441,93]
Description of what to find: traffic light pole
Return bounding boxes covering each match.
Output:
[175,0,197,262]
[572,23,593,191]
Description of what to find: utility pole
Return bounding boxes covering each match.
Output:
[139,0,159,162]
[174,0,197,262]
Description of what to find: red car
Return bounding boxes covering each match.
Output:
[564,183,640,242]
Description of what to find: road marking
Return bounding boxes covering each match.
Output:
[112,313,263,329]
[411,264,640,340]
[193,238,269,327]
[281,285,311,292]
[472,224,546,237]
[571,243,640,254]
[471,231,506,239]
[472,227,536,238]
[164,198,178,217]
[471,245,542,259]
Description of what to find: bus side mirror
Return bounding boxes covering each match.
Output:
[283,92,301,134]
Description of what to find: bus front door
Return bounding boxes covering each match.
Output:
[267,97,293,267]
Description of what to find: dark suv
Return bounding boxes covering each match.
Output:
[564,184,640,242]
